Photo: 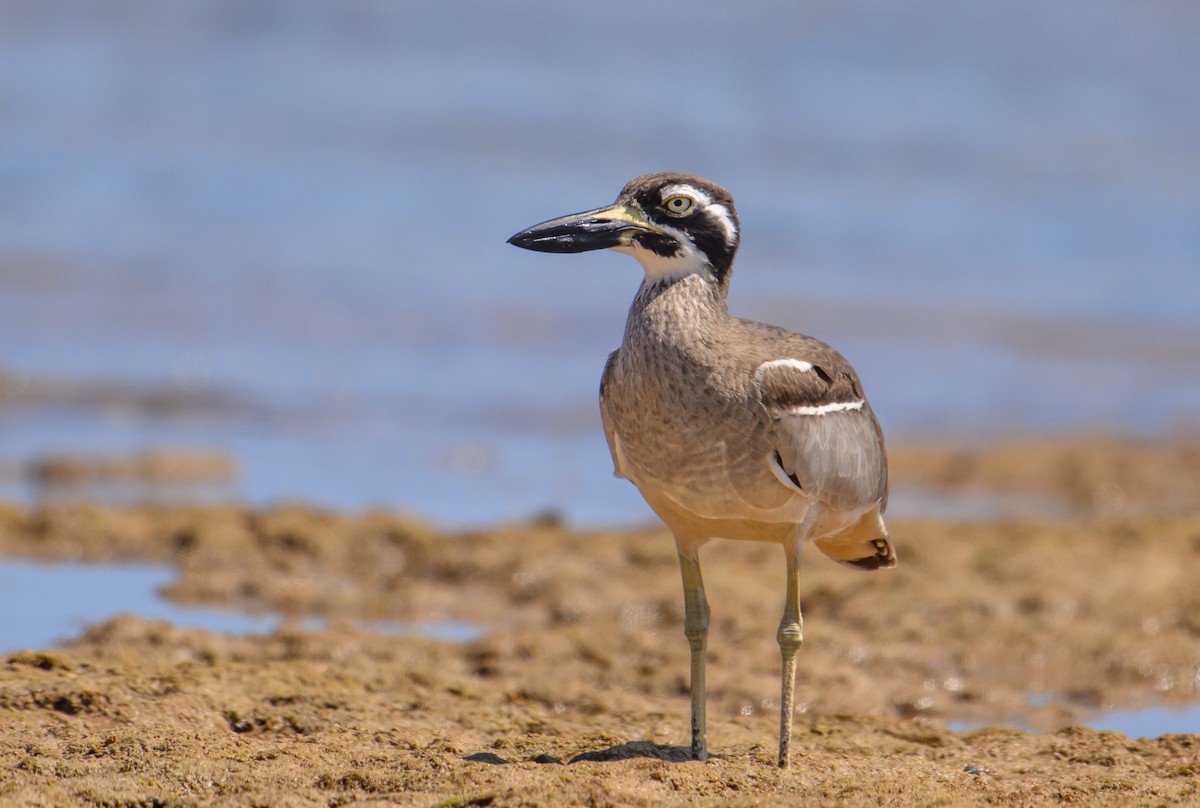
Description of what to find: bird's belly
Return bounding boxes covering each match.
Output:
[622,441,868,547]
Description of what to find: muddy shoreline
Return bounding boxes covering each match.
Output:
[2,437,1199,805]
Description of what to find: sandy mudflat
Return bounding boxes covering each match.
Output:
[1,437,1199,806]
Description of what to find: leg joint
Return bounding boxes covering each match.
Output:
[777,622,803,654]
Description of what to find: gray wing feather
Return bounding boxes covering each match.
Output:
[773,405,887,511]
[755,351,888,512]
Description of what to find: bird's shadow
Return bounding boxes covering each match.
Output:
[463,740,706,766]
[568,740,699,764]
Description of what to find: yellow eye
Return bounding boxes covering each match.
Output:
[663,195,695,216]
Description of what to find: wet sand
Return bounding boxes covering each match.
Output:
[2,437,1199,805]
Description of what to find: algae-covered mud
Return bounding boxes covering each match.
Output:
[1,438,1199,805]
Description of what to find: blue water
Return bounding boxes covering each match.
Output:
[0,560,482,654]
[2,1,1199,526]
[1089,705,1200,739]
[947,704,1200,740]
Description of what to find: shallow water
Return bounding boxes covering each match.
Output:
[2,1,1198,529]
[946,704,1200,740]
[1089,705,1200,739]
[0,560,483,655]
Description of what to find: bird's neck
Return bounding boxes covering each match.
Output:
[626,271,730,346]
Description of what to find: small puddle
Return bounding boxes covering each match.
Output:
[947,702,1200,740]
[1087,705,1200,738]
[0,560,482,655]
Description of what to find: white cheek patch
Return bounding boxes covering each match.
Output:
[625,240,711,282]
[618,221,715,282]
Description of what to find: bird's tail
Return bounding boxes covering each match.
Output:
[814,510,896,571]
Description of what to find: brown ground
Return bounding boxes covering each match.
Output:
[1,436,1199,806]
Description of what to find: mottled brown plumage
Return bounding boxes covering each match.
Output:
[509,173,895,767]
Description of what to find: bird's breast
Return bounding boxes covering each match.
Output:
[602,327,790,519]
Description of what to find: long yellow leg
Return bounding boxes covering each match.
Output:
[678,551,710,761]
[777,546,803,768]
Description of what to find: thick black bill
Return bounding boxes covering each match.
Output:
[506,207,647,254]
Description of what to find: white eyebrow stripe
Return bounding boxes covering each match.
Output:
[708,203,737,244]
[756,359,814,380]
[660,184,712,206]
[786,400,865,416]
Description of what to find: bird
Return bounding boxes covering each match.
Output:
[507,172,894,768]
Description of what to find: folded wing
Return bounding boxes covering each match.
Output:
[755,355,888,513]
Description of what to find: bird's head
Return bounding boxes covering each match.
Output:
[507,173,740,286]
